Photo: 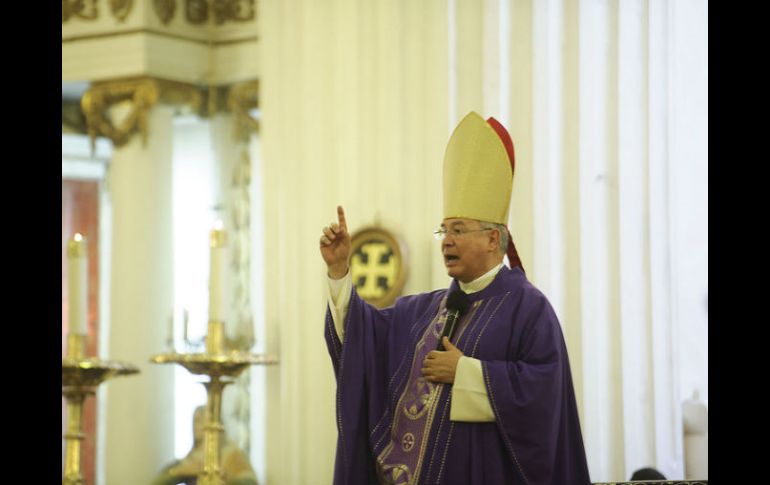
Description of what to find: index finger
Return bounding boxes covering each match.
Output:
[337,205,348,231]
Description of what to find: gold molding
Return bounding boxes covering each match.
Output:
[62,0,99,22]
[110,0,134,21]
[226,80,259,140]
[81,77,203,149]
[153,0,177,25]
[62,28,259,46]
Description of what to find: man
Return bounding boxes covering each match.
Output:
[319,112,591,485]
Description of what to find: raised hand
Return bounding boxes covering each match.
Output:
[319,205,351,279]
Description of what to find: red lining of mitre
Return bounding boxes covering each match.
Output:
[485,116,525,275]
[486,116,515,178]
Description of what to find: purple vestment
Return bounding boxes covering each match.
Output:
[325,266,591,485]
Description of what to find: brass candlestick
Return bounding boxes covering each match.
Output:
[62,334,140,485]
[151,320,278,485]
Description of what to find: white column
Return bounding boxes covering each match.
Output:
[578,0,626,480]
[531,0,565,315]
[559,0,584,424]
[648,0,684,477]
[669,0,709,414]
[505,0,535,282]
[452,0,483,122]
[617,0,655,474]
[102,105,175,485]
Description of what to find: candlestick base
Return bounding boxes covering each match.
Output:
[151,350,278,484]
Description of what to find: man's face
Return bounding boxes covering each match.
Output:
[440,218,497,283]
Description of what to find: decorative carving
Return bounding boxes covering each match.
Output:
[215,79,262,453]
[213,0,255,24]
[224,91,257,454]
[110,0,133,21]
[159,80,204,113]
[218,148,255,454]
[62,0,98,22]
[185,0,208,24]
[227,81,259,141]
[153,0,176,24]
[185,0,255,25]
[81,79,158,150]
[81,77,203,150]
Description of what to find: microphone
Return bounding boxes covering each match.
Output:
[437,289,470,350]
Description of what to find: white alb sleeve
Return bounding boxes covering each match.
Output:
[326,272,352,342]
[450,356,495,422]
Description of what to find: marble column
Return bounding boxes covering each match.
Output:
[101,102,176,485]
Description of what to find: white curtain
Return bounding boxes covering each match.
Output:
[526,0,707,479]
[259,0,707,482]
[260,2,451,482]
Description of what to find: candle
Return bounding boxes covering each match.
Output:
[209,221,226,321]
[67,233,88,335]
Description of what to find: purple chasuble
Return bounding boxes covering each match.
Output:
[324,266,591,485]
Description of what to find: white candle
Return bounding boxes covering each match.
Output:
[67,233,88,335]
[209,221,226,321]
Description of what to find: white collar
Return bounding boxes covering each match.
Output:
[458,262,505,294]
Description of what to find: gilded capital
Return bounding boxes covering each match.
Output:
[81,77,203,150]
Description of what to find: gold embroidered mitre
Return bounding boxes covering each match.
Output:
[442,111,513,225]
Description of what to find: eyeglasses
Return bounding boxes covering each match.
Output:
[433,227,492,240]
